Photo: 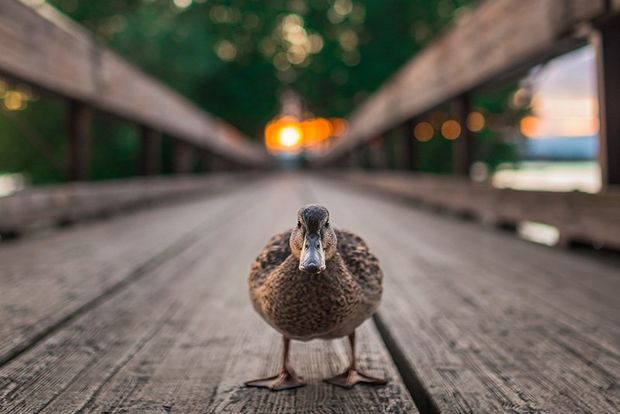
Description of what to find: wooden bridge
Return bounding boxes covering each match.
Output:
[1,1,619,413]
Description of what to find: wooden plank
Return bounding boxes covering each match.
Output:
[0,177,417,413]
[66,100,92,181]
[595,20,620,186]
[138,127,161,175]
[330,171,620,250]
[0,174,252,237]
[0,0,268,166]
[309,176,620,412]
[452,95,473,176]
[401,120,417,171]
[0,175,256,365]
[320,0,608,161]
[172,140,195,174]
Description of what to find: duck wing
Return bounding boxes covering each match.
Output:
[336,229,383,306]
[249,230,292,291]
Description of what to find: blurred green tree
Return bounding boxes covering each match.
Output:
[2,0,523,184]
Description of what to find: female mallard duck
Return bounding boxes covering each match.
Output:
[245,204,386,391]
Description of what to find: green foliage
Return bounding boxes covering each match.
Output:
[0,99,67,185]
[47,0,478,136]
[1,0,524,184]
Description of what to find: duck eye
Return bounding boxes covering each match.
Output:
[325,221,330,228]
[297,221,302,228]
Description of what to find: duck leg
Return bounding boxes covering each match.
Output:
[244,336,306,391]
[324,331,387,389]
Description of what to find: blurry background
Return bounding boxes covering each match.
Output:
[0,0,601,194]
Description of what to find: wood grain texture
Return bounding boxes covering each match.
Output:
[320,0,609,161]
[330,171,620,251]
[0,176,259,365]
[309,175,620,413]
[0,175,417,413]
[0,0,267,165]
[0,174,250,236]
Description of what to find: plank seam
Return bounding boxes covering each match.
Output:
[0,187,254,369]
[373,313,440,414]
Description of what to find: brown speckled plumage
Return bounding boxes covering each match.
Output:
[249,229,383,341]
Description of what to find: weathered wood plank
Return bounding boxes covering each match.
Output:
[0,176,258,365]
[138,127,162,175]
[310,175,620,413]
[0,0,267,165]
[595,19,620,186]
[330,171,620,251]
[0,176,417,413]
[321,0,609,160]
[0,174,250,237]
[66,100,92,181]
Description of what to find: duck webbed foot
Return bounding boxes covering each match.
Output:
[324,331,387,389]
[244,336,306,391]
[245,366,306,391]
[324,368,387,389]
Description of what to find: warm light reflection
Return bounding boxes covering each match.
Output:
[264,116,347,153]
[3,90,26,111]
[520,116,540,138]
[280,125,302,147]
[414,122,433,142]
[441,120,461,140]
[467,111,485,132]
[523,46,599,139]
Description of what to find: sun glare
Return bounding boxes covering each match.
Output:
[279,125,302,147]
[264,116,347,154]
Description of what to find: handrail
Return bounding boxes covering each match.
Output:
[319,0,617,162]
[0,0,269,166]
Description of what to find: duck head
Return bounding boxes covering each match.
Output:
[290,204,337,274]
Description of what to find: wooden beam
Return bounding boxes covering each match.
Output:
[0,0,268,166]
[334,171,620,251]
[595,20,620,186]
[452,95,474,176]
[172,140,195,174]
[66,100,91,181]
[368,137,388,170]
[320,0,609,162]
[138,127,161,175]
[196,150,213,172]
[400,120,417,171]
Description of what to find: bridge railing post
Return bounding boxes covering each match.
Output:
[197,150,213,172]
[595,19,620,187]
[452,94,474,177]
[172,140,195,174]
[369,135,387,170]
[138,127,162,175]
[395,120,416,171]
[66,100,92,181]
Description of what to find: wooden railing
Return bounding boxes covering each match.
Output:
[332,171,620,250]
[0,0,269,178]
[318,0,620,186]
[0,173,258,238]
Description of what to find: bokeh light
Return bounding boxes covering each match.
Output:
[414,121,434,142]
[441,120,461,140]
[264,116,347,154]
[466,111,485,132]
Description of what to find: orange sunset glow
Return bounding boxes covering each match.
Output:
[264,116,347,154]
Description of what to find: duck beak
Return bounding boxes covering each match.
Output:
[299,233,326,274]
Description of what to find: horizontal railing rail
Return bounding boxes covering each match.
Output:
[333,171,620,250]
[0,174,260,238]
[318,0,619,167]
[0,0,268,166]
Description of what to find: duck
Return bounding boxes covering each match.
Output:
[245,204,386,391]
